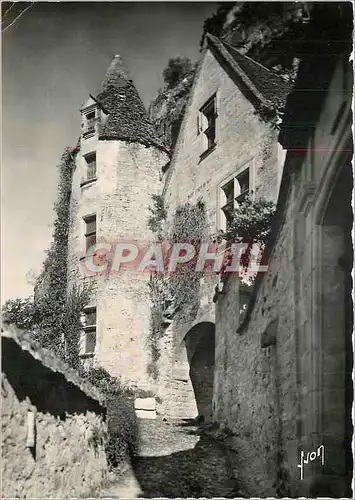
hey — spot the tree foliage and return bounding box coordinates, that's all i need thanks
[222,195,275,245]
[2,297,40,331]
[212,195,276,273]
[2,147,90,368]
[200,3,234,47]
[163,56,195,89]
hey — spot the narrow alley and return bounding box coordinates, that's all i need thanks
[98,418,247,498]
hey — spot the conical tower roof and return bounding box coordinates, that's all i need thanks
[94,55,165,149]
[100,54,132,89]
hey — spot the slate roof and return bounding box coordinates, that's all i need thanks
[206,34,293,113]
[94,55,165,149]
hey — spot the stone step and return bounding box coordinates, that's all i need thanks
[135,409,156,420]
[134,397,156,411]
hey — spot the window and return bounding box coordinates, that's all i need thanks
[84,214,96,252]
[235,168,250,203]
[85,153,97,181]
[220,168,250,230]
[85,111,96,134]
[198,94,218,155]
[82,307,97,355]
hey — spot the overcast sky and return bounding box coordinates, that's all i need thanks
[2,1,217,303]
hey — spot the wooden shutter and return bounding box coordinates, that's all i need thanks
[215,91,220,117]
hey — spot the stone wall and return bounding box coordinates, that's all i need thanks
[214,195,295,497]
[1,328,108,498]
[213,56,353,497]
[67,139,169,388]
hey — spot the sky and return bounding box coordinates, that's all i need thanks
[1,1,217,303]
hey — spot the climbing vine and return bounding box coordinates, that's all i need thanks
[147,194,168,379]
[147,194,167,242]
[168,200,209,323]
[147,197,208,380]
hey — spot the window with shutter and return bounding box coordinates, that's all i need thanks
[81,306,97,355]
[198,93,218,158]
[220,168,250,231]
[85,153,97,181]
[84,214,96,253]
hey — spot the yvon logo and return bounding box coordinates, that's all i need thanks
[298,445,325,480]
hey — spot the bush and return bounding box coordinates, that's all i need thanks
[163,57,195,88]
[106,393,139,468]
[200,3,233,47]
[2,297,39,331]
[80,367,139,470]
[216,195,276,273]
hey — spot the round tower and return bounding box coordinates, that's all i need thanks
[67,55,169,390]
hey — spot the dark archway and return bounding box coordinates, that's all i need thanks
[185,322,215,421]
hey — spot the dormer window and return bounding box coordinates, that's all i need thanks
[82,107,99,139]
[86,111,96,133]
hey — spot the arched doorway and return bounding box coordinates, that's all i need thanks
[173,322,215,421]
[188,323,215,421]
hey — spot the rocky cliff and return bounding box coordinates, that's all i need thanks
[148,70,195,152]
[149,2,312,149]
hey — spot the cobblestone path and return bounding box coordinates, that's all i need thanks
[133,418,240,498]
[97,418,246,498]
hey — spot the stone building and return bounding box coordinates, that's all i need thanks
[67,33,291,407]
[67,56,169,388]
[66,3,353,496]
[212,3,353,497]
[157,33,291,419]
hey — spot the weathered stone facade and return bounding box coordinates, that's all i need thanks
[67,139,168,387]
[157,34,289,419]
[67,57,169,388]
[67,37,289,404]
[1,327,108,498]
[213,38,353,497]
[65,8,353,497]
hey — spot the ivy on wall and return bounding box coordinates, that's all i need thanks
[147,194,167,242]
[168,200,209,324]
[147,197,208,380]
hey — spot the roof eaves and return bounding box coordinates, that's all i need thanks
[206,33,272,110]
[98,132,167,151]
[79,94,110,115]
[1,326,106,406]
